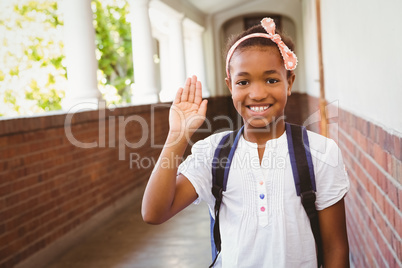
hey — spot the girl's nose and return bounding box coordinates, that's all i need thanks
[248,83,268,100]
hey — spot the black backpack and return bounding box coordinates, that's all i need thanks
[209,123,323,267]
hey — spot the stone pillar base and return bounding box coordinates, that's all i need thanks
[131,85,159,104]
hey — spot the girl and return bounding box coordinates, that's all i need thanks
[142,18,350,267]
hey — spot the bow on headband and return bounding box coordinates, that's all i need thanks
[226,17,297,78]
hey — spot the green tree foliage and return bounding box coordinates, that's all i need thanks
[0,0,66,117]
[92,0,133,104]
[0,0,133,117]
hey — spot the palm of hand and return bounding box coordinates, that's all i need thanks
[169,76,208,136]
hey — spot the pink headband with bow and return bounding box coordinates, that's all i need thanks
[226,17,298,78]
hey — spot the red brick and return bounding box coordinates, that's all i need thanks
[372,228,389,264]
[0,136,7,148]
[395,210,402,238]
[356,117,364,134]
[0,147,17,159]
[373,143,387,170]
[386,152,393,175]
[391,232,401,262]
[346,112,355,129]
[0,229,19,249]
[394,135,401,161]
[396,160,402,184]
[387,180,398,209]
[388,156,402,181]
[384,132,394,155]
[375,188,385,212]
[376,127,386,149]
[368,122,377,142]
[364,156,378,182]
[361,119,369,137]
[8,176,38,196]
[366,223,382,265]
[356,131,368,153]
[383,199,396,234]
[379,212,393,244]
[0,182,14,198]
[22,153,43,166]
[366,137,375,156]
[0,198,5,212]
[5,135,24,148]
[351,128,359,143]
[366,180,376,200]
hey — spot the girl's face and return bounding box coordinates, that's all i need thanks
[226,46,295,130]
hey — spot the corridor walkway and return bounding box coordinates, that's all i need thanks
[45,199,212,268]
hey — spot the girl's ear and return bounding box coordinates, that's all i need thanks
[225,77,233,93]
[287,73,296,96]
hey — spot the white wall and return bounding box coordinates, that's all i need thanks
[301,0,319,98]
[150,0,210,101]
[302,0,402,134]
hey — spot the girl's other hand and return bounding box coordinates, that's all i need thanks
[169,75,208,138]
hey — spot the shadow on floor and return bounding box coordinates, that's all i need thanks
[45,201,212,268]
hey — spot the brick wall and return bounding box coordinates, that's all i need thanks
[0,105,164,267]
[0,96,236,268]
[307,95,402,267]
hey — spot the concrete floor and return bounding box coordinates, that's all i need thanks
[45,201,212,268]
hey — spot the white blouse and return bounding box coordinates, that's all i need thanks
[178,129,350,268]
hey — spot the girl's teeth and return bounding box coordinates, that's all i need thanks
[250,106,269,112]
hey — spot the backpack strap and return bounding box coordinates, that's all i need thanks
[285,123,323,267]
[210,127,244,267]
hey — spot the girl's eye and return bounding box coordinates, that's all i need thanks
[236,80,249,86]
[267,79,279,84]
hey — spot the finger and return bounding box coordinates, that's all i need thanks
[181,77,191,102]
[194,80,203,105]
[197,99,208,117]
[188,75,197,103]
[174,87,183,104]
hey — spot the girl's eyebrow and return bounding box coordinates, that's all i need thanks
[234,71,250,77]
[234,70,279,77]
[263,70,279,75]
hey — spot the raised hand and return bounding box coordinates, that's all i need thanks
[143,76,205,225]
[169,75,208,138]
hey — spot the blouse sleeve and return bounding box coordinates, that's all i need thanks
[177,132,230,207]
[313,138,350,211]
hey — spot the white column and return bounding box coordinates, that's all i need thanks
[129,0,159,104]
[184,19,210,97]
[159,13,187,102]
[61,0,102,111]
[158,36,171,102]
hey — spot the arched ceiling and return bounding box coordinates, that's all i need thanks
[186,0,252,14]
